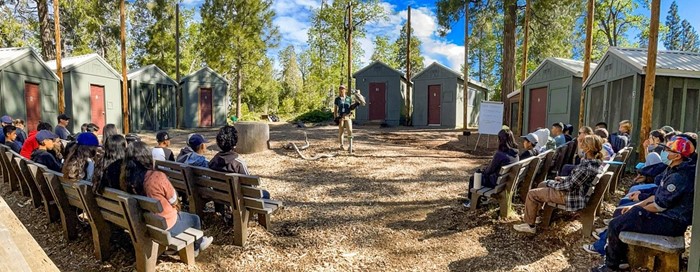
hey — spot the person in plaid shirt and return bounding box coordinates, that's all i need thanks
[514,134,605,234]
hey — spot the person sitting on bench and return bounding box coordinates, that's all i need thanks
[124,141,214,256]
[3,125,22,153]
[591,136,696,272]
[609,120,632,153]
[62,133,100,181]
[152,131,175,162]
[559,126,594,176]
[463,128,519,208]
[20,122,53,159]
[513,135,605,234]
[519,133,540,160]
[177,134,209,167]
[92,134,127,193]
[594,128,615,161]
[31,130,63,172]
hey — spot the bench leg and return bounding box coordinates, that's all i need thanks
[178,243,196,266]
[469,193,479,212]
[135,240,159,272]
[498,192,514,219]
[233,209,250,247]
[90,221,112,261]
[539,206,554,228]
[628,244,655,271]
[580,211,595,239]
[258,213,270,230]
[657,251,681,272]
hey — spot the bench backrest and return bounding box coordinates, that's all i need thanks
[0,145,8,184]
[563,140,578,164]
[154,160,192,196]
[550,143,571,175]
[504,156,536,193]
[44,170,85,210]
[188,165,267,213]
[533,150,555,184]
[582,171,614,213]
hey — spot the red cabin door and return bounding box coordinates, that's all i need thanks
[528,87,548,131]
[368,82,386,120]
[24,83,41,132]
[90,85,106,134]
[428,85,441,125]
[199,88,213,127]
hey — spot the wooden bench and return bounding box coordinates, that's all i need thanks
[469,156,537,218]
[608,147,632,196]
[10,152,42,208]
[519,150,555,202]
[0,145,15,191]
[2,150,24,194]
[43,170,86,241]
[188,165,282,246]
[76,182,203,272]
[549,142,573,178]
[24,162,60,223]
[154,160,196,213]
[619,231,686,272]
[539,170,612,238]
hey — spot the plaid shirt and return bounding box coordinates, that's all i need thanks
[545,159,603,211]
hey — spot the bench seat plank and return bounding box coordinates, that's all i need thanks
[620,232,686,253]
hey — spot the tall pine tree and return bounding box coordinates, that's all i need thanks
[664,1,682,50]
[679,19,700,53]
[393,23,424,77]
[370,35,398,67]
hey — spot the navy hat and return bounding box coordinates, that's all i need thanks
[188,134,208,148]
[0,115,12,124]
[76,132,99,147]
[156,131,170,143]
[86,123,100,132]
[36,130,58,142]
[57,114,71,121]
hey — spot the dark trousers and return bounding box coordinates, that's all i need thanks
[605,206,687,267]
[560,164,575,176]
[467,175,497,199]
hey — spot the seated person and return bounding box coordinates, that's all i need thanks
[30,130,63,172]
[559,126,594,176]
[176,133,196,162]
[209,125,270,199]
[12,119,27,144]
[533,128,555,153]
[519,133,539,160]
[595,122,607,130]
[591,136,695,272]
[177,133,209,167]
[20,122,53,158]
[152,131,175,162]
[642,129,666,157]
[62,133,100,181]
[594,128,615,161]
[563,124,574,142]
[3,125,22,153]
[0,115,12,144]
[92,134,127,193]
[124,141,213,256]
[463,128,519,208]
[609,120,631,153]
[513,135,605,234]
[551,122,566,148]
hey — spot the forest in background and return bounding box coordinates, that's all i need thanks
[0,0,698,121]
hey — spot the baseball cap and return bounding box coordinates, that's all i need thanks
[156,131,170,143]
[35,130,58,142]
[1,115,12,124]
[552,122,564,129]
[86,123,100,132]
[339,85,346,90]
[188,133,209,148]
[661,136,696,158]
[57,114,71,121]
[660,126,675,134]
[520,133,539,145]
[76,132,99,147]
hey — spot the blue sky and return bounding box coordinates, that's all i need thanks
[180,0,700,72]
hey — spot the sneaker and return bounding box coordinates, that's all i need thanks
[596,227,607,234]
[462,200,472,208]
[590,264,618,272]
[618,263,629,270]
[199,236,213,252]
[513,223,536,234]
[535,216,542,224]
[592,232,600,240]
[582,244,598,254]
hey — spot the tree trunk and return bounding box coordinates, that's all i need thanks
[36,0,54,61]
[236,68,243,118]
[501,0,517,107]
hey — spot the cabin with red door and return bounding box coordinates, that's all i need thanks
[352,61,409,126]
[179,67,229,128]
[0,47,59,132]
[520,58,597,136]
[46,54,123,134]
[411,62,489,128]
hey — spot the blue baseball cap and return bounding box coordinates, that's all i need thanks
[35,130,58,142]
[76,132,99,147]
[1,115,12,124]
[188,133,209,148]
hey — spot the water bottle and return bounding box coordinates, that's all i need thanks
[473,169,483,190]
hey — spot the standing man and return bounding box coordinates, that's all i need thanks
[334,85,353,150]
[54,114,72,140]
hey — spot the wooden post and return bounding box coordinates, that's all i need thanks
[53,0,64,114]
[639,0,661,161]
[347,2,352,90]
[120,0,130,133]
[579,0,594,128]
[463,0,470,130]
[176,3,180,83]
[516,0,530,135]
[406,6,412,126]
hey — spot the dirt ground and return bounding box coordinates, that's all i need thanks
[1,123,650,271]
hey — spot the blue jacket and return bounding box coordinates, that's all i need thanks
[483,148,519,186]
[653,161,695,226]
[178,151,209,168]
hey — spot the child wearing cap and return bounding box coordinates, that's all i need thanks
[152,131,175,162]
[30,130,63,172]
[176,133,209,167]
[592,136,696,271]
[3,125,22,153]
[519,133,540,160]
[62,133,100,181]
[54,114,73,140]
[0,115,13,144]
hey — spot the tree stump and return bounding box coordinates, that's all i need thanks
[234,122,270,154]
